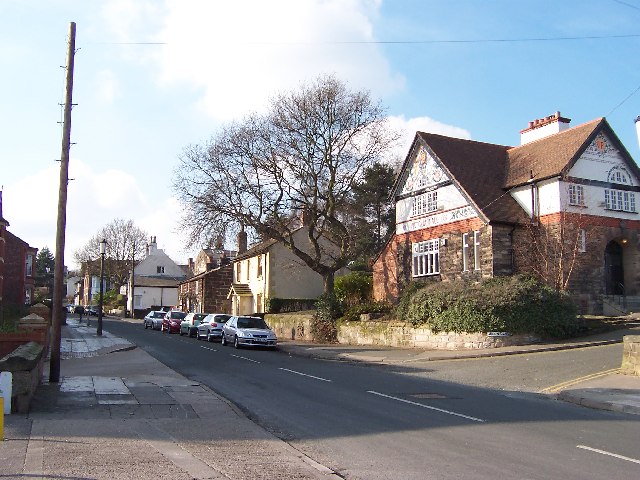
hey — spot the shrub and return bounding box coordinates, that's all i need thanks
[311,293,342,342]
[395,275,578,338]
[340,301,393,323]
[334,272,373,309]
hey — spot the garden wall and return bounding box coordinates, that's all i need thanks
[337,320,541,350]
[266,311,314,341]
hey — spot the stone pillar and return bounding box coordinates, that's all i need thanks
[621,335,640,376]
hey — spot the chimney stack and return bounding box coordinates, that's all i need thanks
[520,111,571,145]
[237,226,247,254]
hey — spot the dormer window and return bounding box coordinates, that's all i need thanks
[157,266,165,274]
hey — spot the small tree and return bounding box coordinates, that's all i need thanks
[74,218,148,289]
[35,246,55,288]
[175,74,397,295]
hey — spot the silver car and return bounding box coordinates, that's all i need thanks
[144,310,166,330]
[221,316,277,349]
[196,313,231,342]
[180,312,208,337]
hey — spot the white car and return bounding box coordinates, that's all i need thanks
[221,316,277,349]
[196,313,231,342]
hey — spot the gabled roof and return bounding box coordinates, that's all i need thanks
[417,132,526,224]
[228,283,253,297]
[133,275,182,288]
[505,118,602,187]
[392,117,639,227]
[234,238,278,262]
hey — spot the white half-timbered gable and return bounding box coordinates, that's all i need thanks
[395,145,479,235]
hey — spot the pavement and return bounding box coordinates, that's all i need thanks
[1,316,639,479]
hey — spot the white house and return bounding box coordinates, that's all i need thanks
[127,236,188,314]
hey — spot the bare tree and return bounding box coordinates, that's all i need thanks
[74,218,148,289]
[175,75,397,294]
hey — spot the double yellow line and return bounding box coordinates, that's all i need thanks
[539,368,620,394]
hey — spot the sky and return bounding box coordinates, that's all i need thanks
[2,0,640,269]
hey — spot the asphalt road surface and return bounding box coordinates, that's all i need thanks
[105,318,640,480]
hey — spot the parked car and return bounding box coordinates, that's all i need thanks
[221,315,277,349]
[86,306,100,316]
[196,313,231,342]
[66,304,77,313]
[180,313,208,337]
[161,310,186,334]
[144,310,167,330]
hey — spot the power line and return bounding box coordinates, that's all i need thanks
[606,82,640,116]
[88,33,640,46]
[612,0,640,12]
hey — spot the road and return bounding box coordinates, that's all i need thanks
[105,318,640,480]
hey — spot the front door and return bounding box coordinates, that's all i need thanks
[604,241,624,295]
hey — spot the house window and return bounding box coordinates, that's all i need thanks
[578,229,586,253]
[568,184,584,206]
[411,191,438,217]
[473,231,481,271]
[608,169,631,185]
[257,255,263,278]
[25,254,33,277]
[246,259,250,281]
[236,263,241,283]
[25,288,32,305]
[605,189,636,213]
[157,266,165,274]
[256,293,263,313]
[462,233,469,272]
[412,239,440,277]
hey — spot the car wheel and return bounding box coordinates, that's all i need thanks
[179,329,184,336]
[207,331,214,342]
[144,322,148,329]
[234,336,240,349]
[221,334,227,346]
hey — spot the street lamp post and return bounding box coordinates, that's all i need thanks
[97,238,107,336]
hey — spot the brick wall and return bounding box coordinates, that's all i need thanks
[202,264,233,314]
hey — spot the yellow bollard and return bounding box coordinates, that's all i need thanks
[0,397,4,441]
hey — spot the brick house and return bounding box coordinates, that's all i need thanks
[0,191,8,311]
[4,231,38,307]
[373,113,640,315]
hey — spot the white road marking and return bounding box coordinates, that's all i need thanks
[200,346,217,352]
[279,368,332,382]
[367,390,485,423]
[231,354,261,364]
[576,445,640,465]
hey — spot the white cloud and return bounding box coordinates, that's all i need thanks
[95,70,119,104]
[385,114,471,167]
[102,0,403,121]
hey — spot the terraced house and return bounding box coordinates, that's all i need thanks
[373,112,640,315]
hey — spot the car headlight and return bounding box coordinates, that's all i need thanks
[237,331,251,338]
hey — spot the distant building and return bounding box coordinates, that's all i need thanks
[127,236,187,314]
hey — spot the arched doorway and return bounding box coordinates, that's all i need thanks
[604,241,624,295]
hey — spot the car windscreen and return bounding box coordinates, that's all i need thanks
[170,312,186,319]
[215,315,231,323]
[237,317,268,329]
[194,314,207,320]
[153,312,165,318]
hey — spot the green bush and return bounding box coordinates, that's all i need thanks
[311,293,342,342]
[340,301,393,323]
[395,275,578,338]
[334,272,373,309]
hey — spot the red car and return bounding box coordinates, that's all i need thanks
[161,311,186,334]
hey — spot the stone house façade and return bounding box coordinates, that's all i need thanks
[373,112,640,315]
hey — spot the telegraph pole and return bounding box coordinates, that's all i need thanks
[50,22,76,383]
[130,240,135,318]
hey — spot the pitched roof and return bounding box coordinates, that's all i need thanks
[228,283,253,296]
[505,118,603,187]
[415,132,526,224]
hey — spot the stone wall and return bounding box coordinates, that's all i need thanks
[621,335,640,376]
[265,312,314,341]
[337,320,540,350]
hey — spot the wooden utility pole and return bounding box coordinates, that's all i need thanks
[50,22,76,383]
